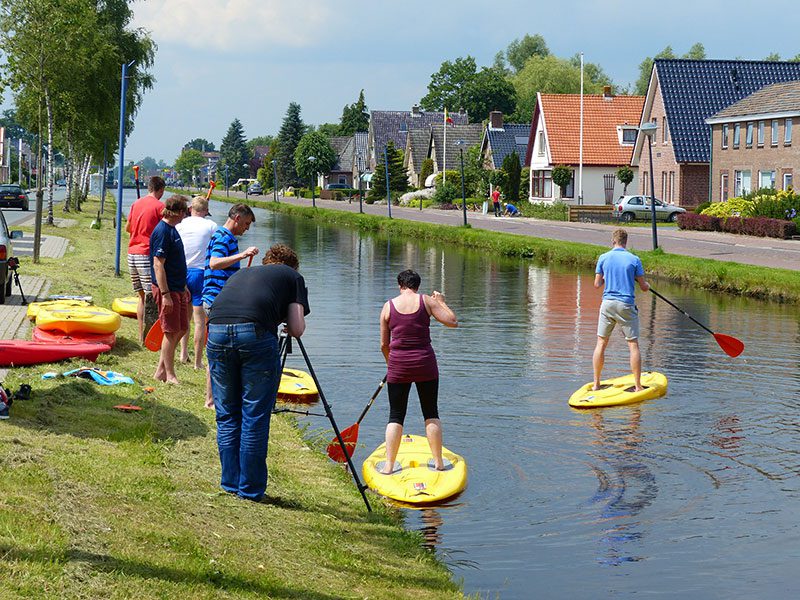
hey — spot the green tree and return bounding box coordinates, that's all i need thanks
[569,54,615,89]
[369,141,407,200]
[551,165,573,198]
[246,135,274,154]
[463,67,516,122]
[339,89,370,135]
[504,34,550,73]
[419,158,434,187]
[276,102,306,187]
[315,123,340,137]
[185,138,215,152]
[294,131,337,186]
[683,43,707,60]
[616,165,634,195]
[420,56,478,113]
[764,52,781,61]
[501,152,521,203]
[634,45,676,95]
[219,118,249,181]
[174,148,205,183]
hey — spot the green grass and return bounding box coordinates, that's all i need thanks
[222,196,800,303]
[1,197,462,599]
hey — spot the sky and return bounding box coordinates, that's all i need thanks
[115,0,800,163]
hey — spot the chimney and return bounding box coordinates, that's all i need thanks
[603,85,613,100]
[411,104,421,116]
[489,111,504,131]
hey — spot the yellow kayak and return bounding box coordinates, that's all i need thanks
[362,434,467,505]
[36,305,122,335]
[26,299,91,321]
[568,371,668,409]
[277,368,319,402]
[111,296,138,318]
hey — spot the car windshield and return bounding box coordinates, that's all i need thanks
[0,185,20,192]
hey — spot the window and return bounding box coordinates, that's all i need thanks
[785,119,793,144]
[721,173,729,202]
[758,121,765,146]
[722,124,729,148]
[772,120,779,146]
[652,118,658,143]
[733,124,741,148]
[759,170,776,189]
[621,128,637,144]
[734,170,751,196]
[784,173,793,190]
[562,172,575,199]
[629,196,644,206]
[531,170,552,198]
[643,172,648,195]
[661,172,667,200]
[746,122,753,147]
[669,171,675,203]
[537,131,545,156]
[663,117,669,143]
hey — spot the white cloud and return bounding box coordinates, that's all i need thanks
[133,0,333,52]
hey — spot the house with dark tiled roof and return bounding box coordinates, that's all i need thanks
[705,80,800,201]
[526,90,645,204]
[404,128,432,188]
[368,105,468,171]
[480,111,530,173]
[632,59,800,206]
[430,122,484,177]
[322,136,355,188]
[353,131,369,190]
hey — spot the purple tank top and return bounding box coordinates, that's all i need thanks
[387,294,438,384]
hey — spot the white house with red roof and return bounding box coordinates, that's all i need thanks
[525,89,645,205]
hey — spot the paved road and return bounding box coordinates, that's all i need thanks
[231,191,800,271]
[2,188,68,227]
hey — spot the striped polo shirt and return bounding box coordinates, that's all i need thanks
[202,226,240,306]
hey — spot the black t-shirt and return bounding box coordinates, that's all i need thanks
[208,264,310,336]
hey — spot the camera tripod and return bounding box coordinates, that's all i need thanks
[7,257,27,305]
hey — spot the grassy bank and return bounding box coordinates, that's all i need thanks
[226,197,800,303]
[0,197,462,599]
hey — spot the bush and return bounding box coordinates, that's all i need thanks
[406,197,437,209]
[695,201,711,214]
[518,201,569,221]
[679,212,796,238]
[432,170,460,188]
[701,197,755,218]
[432,182,459,204]
[677,212,721,231]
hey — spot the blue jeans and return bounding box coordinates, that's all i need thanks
[207,323,280,500]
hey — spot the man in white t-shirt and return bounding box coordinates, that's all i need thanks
[176,195,218,368]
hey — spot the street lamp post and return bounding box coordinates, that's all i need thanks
[242,162,249,197]
[455,139,467,226]
[639,121,659,250]
[224,165,229,197]
[271,159,278,202]
[384,145,391,219]
[308,156,316,208]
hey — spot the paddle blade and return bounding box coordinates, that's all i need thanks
[714,333,744,358]
[327,423,359,463]
[144,320,163,352]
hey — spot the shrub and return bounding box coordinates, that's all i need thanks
[419,158,434,186]
[432,182,459,204]
[701,197,755,218]
[677,212,721,231]
[695,201,711,214]
[680,213,796,238]
[518,201,569,221]
[432,170,460,188]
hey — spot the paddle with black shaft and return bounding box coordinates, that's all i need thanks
[292,336,372,512]
[327,376,387,463]
[133,165,140,199]
[650,288,745,357]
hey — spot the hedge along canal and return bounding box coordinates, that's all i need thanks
[207,195,800,304]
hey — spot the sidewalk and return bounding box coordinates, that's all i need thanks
[228,189,800,271]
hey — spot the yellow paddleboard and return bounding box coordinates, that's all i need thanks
[36,305,122,335]
[277,368,319,402]
[111,296,138,318]
[26,299,91,321]
[569,371,668,409]
[362,434,467,505]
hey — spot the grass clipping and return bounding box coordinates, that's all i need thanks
[0,196,461,599]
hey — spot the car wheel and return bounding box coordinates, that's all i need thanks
[0,273,8,305]
[23,201,29,211]
[621,212,634,222]
[668,212,678,222]
[4,276,11,298]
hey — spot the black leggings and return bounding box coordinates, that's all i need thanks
[387,379,439,425]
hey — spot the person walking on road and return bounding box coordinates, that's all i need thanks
[592,229,650,391]
[206,244,310,502]
[176,195,218,369]
[150,195,191,384]
[126,176,165,343]
[378,269,458,475]
[491,187,501,217]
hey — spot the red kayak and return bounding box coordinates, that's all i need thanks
[0,340,112,366]
[32,327,116,347]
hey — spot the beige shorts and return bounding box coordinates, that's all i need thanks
[598,299,639,341]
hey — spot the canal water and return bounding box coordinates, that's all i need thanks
[197,197,798,598]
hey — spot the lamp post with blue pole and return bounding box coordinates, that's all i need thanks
[224,164,229,197]
[307,155,316,207]
[639,121,659,250]
[114,59,135,277]
[455,139,467,226]
[271,159,278,202]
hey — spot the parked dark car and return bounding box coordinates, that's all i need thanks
[0,208,24,304]
[325,183,350,190]
[0,184,29,211]
[247,182,263,195]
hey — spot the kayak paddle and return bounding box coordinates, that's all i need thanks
[650,288,744,357]
[327,376,387,463]
[206,180,216,199]
[133,165,140,199]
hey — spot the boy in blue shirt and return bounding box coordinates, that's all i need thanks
[593,229,650,391]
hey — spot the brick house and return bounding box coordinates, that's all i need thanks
[322,136,355,188]
[632,59,800,207]
[705,81,800,201]
[525,89,644,204]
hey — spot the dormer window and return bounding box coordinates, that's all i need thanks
[619,126,637,145]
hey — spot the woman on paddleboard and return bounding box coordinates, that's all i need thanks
[379,270,458,474]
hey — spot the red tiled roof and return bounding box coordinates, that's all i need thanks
[540,94,645,165]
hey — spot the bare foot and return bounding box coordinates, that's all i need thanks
[591,384,601,391]
[154,368,167,382]
[204,398,214,409]
[165,376,180,384]
[179,355,190,364]
[194,362,204,370]
[634,386,645,392]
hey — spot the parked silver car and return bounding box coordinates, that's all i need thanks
[614,195,686,223]
[0,208,24,304]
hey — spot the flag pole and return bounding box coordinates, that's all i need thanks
[579,52,584,205]
[443,108,447,186]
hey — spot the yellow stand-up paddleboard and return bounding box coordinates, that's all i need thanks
[111,296,138,318]
[362,434,467,505]
[277,368,319,402]
[569,371,668,409]
[26,299,91,321]
[36,305,122,335]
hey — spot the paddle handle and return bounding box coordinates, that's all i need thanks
[355,376,387,425]
[650,288,715,335]
[205,180,216,199]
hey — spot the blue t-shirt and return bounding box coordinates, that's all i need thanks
[506,203,519,214]
[149,220,187,292]
[202,227,240,306]
[595,247,644,305]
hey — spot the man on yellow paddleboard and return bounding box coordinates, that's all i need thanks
[593,229,650,392]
